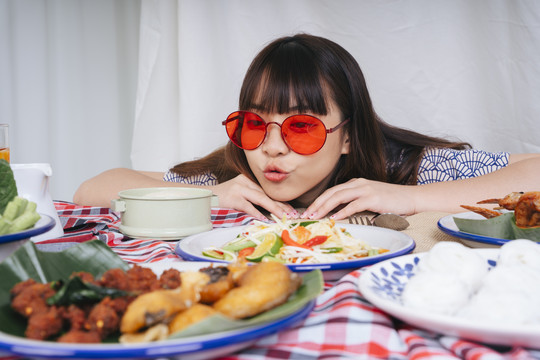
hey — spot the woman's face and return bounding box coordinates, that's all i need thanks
[244,100,349,207]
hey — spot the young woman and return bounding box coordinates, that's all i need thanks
[74,34,540,220]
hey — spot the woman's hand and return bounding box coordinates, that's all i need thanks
[301,178,418,220]
[209,175,297,220]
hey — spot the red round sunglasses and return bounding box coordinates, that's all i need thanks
[222,111,349,155]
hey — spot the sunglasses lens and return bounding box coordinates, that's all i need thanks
[282,115,327,155]
[225,111,266,150]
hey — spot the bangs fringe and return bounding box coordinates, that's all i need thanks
[240,39,329,116]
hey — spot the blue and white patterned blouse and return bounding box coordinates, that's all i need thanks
[163,148,510,186]
[416,148,509,185]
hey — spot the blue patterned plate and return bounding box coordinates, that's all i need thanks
[358,250,540,349]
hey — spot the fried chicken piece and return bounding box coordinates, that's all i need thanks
[126,265,161,293]
[460,205,502,219]
[514,191,540,228]
[11,282,56,318]
[99,268,130,291]
[57,330,101,343]
[120,271,210,334]
[199,266,234,304]
[464,191,540,228]
[477,191,524,210]
[25,306,64,340]
[10,278,38,297]
[63,304,88,331]
[213,261,301,319]
[86,297,128,339]
[169,304,217,334]
[159,268,182,289]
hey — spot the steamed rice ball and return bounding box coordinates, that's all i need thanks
[401,271,470,315]
[497,239,540,271]
[417,242,487,292]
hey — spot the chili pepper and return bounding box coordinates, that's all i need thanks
[281,230,312,250]
[304,235,328,247]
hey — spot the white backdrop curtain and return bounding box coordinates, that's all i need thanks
[0,0,140,202]
[133,0,540,174]
[2,0,539,202]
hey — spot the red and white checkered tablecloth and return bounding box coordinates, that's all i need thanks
[29,201,540,360]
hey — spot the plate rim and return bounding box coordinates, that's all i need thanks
[0,213,56,244]
[0,260,315,358]
[175,223,416,272]
[358,249,540,348]
[437,212,508,246]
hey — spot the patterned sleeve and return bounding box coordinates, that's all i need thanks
[163,170,218,186]
[416,148,510,185]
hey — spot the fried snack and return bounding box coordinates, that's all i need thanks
[462,191,540,228]
[168,304,217,334]
[213,261,301,319]
[199,266,235,304]
[120,271,209,334]
[119,324,169,343]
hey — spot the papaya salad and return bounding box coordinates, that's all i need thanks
[202,216,388,264]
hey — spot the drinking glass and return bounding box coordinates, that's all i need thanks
[0,124,8,162]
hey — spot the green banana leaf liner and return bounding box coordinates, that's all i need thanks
[454,212,540,241]
[0,240,323,341]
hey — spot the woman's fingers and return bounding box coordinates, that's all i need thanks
[302,179,415,220]
[211,175,297,219]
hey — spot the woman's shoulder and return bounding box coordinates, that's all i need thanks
[163,170,218,186]
[417,147,510,184]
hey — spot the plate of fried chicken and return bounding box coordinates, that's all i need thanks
[438,191,540,247]
[0,240,321,359]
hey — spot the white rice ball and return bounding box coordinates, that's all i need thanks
[401,271,470,315]
[417,241,487,292]
[498,239,540,271]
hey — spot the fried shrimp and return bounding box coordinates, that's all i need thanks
[213,261,301,319]
[120,271,209,334]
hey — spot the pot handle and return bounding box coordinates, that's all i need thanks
[110,199,126,212]
[211,195,219,207]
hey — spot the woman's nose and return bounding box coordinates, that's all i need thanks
[261,123,289,156]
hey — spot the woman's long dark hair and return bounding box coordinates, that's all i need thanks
[171,34,470,185]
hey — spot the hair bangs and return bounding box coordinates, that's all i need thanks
[240,39,329,116]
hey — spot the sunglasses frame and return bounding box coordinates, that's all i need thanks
[222,111,349,155]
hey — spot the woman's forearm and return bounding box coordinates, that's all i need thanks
[413,156,540,213]
[73,168,198,207]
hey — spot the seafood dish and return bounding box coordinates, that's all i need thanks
[461,191,540,228]
[202,216,388,264]
[9,261,302,344]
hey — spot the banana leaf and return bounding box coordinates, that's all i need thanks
[454,212,540,241]
[0,240,129,337]
[0,239,323,341]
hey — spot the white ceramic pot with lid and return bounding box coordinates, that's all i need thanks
[111,187,218,240]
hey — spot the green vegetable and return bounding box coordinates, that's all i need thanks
[202,249,234,261]
[222,239,257,252]
[0,196,41,235]
[46,276,131,306]
[0,159,17,214]
[321,247,342,254]
[368,249,380,256]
